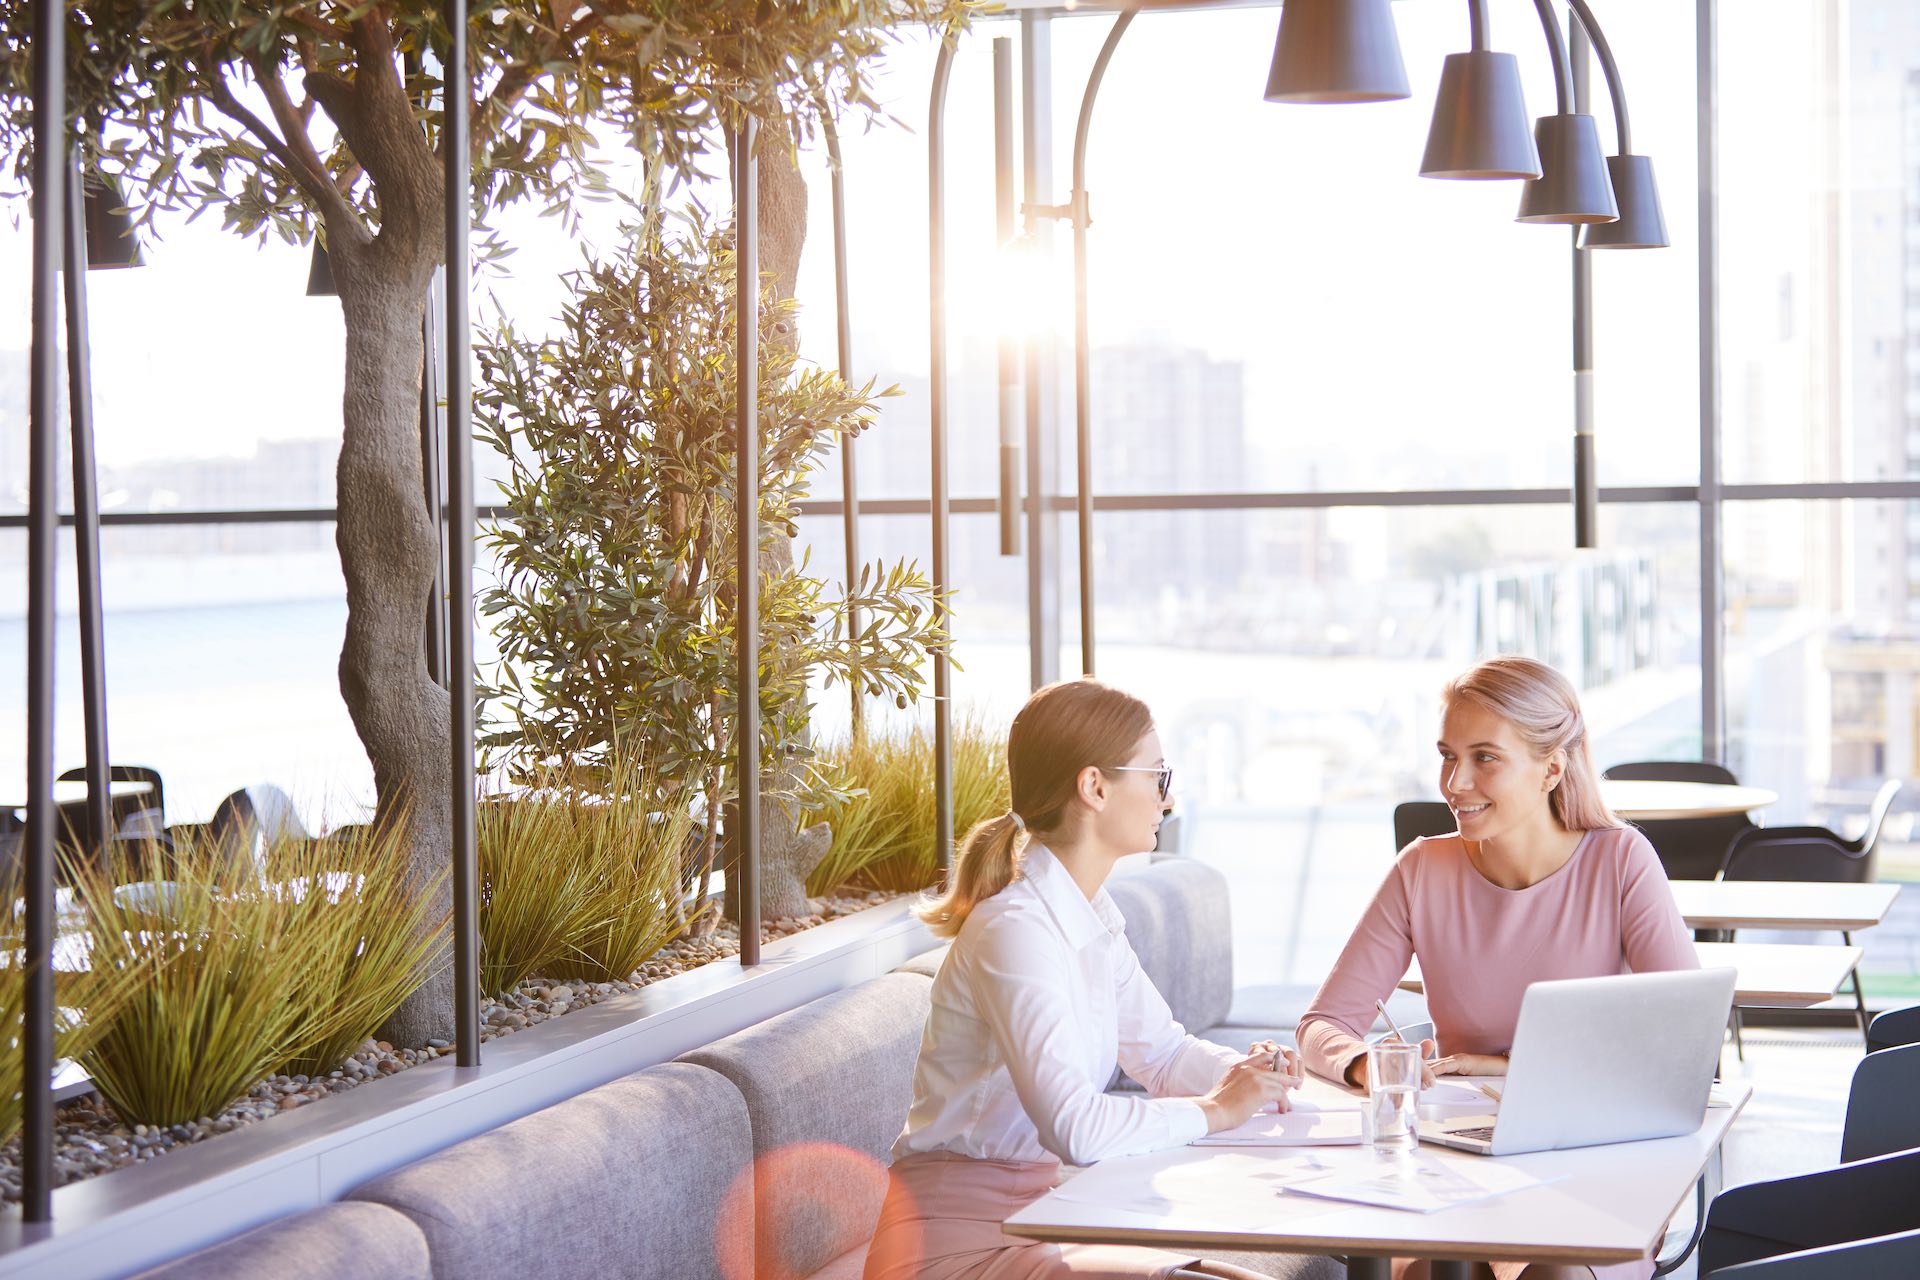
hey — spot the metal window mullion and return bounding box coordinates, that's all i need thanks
[1697,0,1726,763]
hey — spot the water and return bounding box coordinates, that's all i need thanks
[1368,1084,1418,1151]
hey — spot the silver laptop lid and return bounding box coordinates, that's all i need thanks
[1491,967,1737,1155]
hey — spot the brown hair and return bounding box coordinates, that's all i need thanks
[1442,656,1620,832]
[916,679,1155,938]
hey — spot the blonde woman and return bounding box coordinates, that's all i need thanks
[865,679,1311,1280]
[1298,656,1697,1280]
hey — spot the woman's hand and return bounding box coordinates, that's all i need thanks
[1347,1037,1442,1090]
[1197,1048,1301,1133]
[1428,1052,1508,1077]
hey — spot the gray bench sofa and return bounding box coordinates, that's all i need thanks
[132,856,1356,1279]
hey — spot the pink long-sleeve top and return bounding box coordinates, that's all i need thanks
[1298,825,1698,1084]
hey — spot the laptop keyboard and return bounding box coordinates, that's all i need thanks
[1452,1126,1497,1142]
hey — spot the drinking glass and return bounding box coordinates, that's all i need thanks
[1366,1040,1422,1151]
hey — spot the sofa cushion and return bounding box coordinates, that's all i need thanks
[1106,859,1234,1034]
[893,943,948,979]
[1208,1249,1345,1279]
[348,1061,752,1280]
[679,972,933,1280]
[132,1202,429,1280]
[1224,982,1430,1038]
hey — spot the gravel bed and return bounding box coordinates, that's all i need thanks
[0,891,901,1203]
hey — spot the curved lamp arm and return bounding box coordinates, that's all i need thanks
[1529,0,1573,115]
[1566,0,1632,152]
[1067,7,1138,677]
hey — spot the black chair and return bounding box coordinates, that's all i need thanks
[1840,1042,1920,1163]
[1867,1004,1920,1053]
[1719,778,1903,1046]
[1602,760,1755,883]
[1392,801,1455,851]
[1699,1146,1920,1276]
[1706,1228,1920,1279]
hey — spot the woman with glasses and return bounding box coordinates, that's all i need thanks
[1297,656,1696,1280]
[865,678,1316,1280]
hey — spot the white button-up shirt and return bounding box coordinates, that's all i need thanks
[893,844,1241,1167]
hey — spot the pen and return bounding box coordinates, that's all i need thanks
[1374,998,1406,1043]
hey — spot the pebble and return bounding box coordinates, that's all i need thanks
[0,891,893,1205]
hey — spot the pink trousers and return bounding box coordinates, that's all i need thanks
[862,1151,1202,1280]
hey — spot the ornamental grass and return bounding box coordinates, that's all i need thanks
[68,820,446,1128]
[0,863,139,1143]
[806,714,1010,896]
[478,756,693,994]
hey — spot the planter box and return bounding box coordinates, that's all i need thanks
[0,898,937,1280]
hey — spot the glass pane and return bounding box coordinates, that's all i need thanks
[1719,2,1920,485]
[1724,497,1920,1004]
[1066,502,1701,985]
[0,524,371,828]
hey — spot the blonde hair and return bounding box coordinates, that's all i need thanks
[916,679,1154,938]
[1442,656,1620,832]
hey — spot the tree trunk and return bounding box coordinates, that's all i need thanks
[330,222,454,1047]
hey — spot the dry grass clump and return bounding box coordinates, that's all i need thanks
[67,820,446,1128]
[478,756,693,995]
[807,715,1009,896]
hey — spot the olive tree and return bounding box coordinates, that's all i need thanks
[0,0,966,1043]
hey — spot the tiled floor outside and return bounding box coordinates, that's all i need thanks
[1188,804,1891,1279]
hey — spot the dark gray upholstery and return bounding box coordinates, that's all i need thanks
[1107,859,1234,1034]
[348,1061,753,1280]
[131,1202,430,1280]
[680,971,933,1280]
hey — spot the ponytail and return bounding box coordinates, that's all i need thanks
[916,813,1027,939]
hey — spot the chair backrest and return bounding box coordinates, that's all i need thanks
[1720,827,1869,885]
[1105,858,1234,1034]
[1392,801,1455,851]
[1868,1004,1920,1054]
[1703,1226,1920,1279]
[1841,1042,1920,1162]
[1853,778,1903,857]
[1604,760,1740,785]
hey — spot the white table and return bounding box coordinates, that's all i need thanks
[1003,1072,1750,1277]
[1398,940,1863,1008]
[1669,880,1900,932]
[1599,779,1778,821]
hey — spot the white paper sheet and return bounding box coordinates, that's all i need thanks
[1280,1154,1549,1214]
[1193,1109,1365,1146]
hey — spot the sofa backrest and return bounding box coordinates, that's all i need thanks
[1105,858,1234,1034]
[347,1060,753,1280]
[678,971,933,1280]
[131,1201,430,1280]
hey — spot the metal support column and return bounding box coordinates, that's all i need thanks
[735,116,764,961]
[421,268,450,690]
[442,0,482,1068]
[929,41,957,874]
[1571,16,1597,549]
[994,38,1022,558]
[1696,0,1726,761]
[1020,12,1062,691]
[23,0,67,1224]
[818,102,865,743]
[1069,9,1139,675]
[64,153,112,854]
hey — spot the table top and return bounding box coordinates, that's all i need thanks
[1670,879,1901,931]
[1599,779,1778,820]
[1003,1074,1750,1266]
[1397,940,1862,1008]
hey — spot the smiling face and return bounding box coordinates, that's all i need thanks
[1090,728,1173,855]
[1437,697,1566,848]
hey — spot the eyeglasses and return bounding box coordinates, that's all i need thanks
[1106,764,1174,801]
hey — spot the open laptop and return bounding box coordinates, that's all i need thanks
[1418,967,1736,1156]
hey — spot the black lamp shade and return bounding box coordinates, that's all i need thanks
[1265,0,1411,104]
[1420,51,1540,179]
[1579,154,1669,248]
[1516,114,1619,224]
[82,176,142,269]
